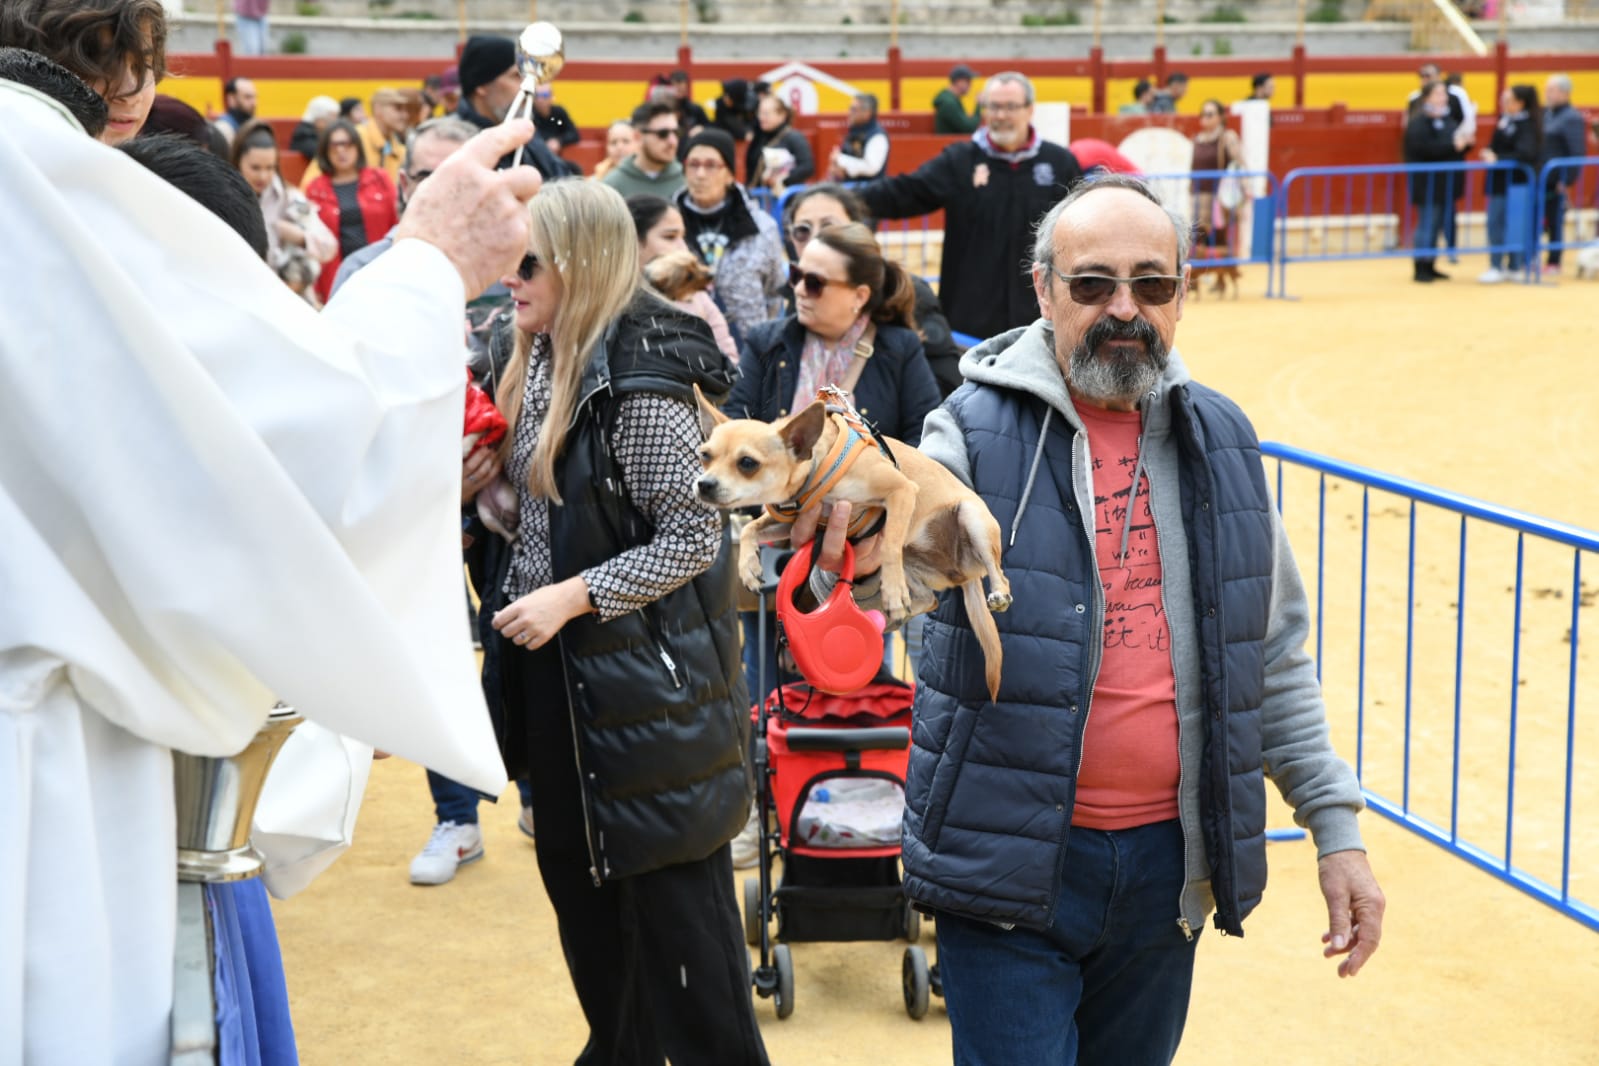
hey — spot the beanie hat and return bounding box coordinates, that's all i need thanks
[459,36,516,100]
[682,127,736,172]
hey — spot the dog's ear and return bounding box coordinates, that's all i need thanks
[694,384,728,439]
[780,401,827,459]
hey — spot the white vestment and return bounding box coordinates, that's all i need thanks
[0,85,507,1064]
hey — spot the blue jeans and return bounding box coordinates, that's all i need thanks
[235,15,268,56]
[1487,189,1530,271]
[935,819,1199,1066]
[1413,201,1444,266]
[429,770,533,826]
[1544,186,1568,266]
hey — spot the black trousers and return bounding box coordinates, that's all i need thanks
[503,639,769,1066]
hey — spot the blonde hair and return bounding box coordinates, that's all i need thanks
[496,180,641,503]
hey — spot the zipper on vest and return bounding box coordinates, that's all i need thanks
[658,646,682,689]
[1144,459,1197,943]
[558,636,605,886]
[642,615,684,690]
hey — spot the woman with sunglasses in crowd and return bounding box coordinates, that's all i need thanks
[488,179,768,1066]
[671,127,788,348]
[303,117,397,304]
[785,183,963,396]
[230,120,335,303]
[722,222,941,740]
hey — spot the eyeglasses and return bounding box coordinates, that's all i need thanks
[1051,270,1182,306]
[517,253,542,282]
[406,168,433,184]
[641,127,679,139]
[685,159,727,172]
[985,101,1029,114]
[788,263,853,298]
[788,220,842,247]
[327,139,356,150]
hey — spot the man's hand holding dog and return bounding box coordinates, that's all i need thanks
[791,501,883,578]
[492,576,593,650]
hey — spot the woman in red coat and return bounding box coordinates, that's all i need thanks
[303,119,398,304]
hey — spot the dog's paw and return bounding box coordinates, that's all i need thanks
[739,552,765,593]
[986,589,1013,614]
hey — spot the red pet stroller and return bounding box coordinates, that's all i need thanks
[743,543,942,1020]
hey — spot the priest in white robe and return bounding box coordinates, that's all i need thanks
[0,82,541,1064]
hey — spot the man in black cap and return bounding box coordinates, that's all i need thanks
[455,34,568,178]
[934,63,981,134]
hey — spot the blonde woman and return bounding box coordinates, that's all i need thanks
[486,180,769,1065]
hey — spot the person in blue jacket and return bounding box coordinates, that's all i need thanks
[832,173,1385,1065]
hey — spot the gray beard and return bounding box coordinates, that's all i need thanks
[1065,317,1169,405]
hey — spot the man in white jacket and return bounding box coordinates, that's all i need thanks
[0,78,541,1065]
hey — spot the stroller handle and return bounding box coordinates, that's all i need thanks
[783,726,910,753]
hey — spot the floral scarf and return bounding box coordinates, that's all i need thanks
[792,314,871,414]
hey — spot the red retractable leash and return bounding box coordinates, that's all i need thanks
[775,539,886,696]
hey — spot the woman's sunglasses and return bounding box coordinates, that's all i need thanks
[1050,270,1182,306]
[517,253,542,282]
[788,263,852,298]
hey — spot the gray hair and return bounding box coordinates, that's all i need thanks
[852,92,879,118]
[1547,73,1572,96]
[1031,172,1192,277]
[301,95,338,124]
[405,115,475,160]
[981,71,1035,106]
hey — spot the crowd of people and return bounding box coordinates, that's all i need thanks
[1404,63,1589,283]
[2,5,1399,1064]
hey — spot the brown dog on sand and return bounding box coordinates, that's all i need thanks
[695,386,1011,700]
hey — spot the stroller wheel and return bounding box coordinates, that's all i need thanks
[903,946,930,1020]
[902,900,921,943]
[743,878,763,947]
[773,944,796,1020]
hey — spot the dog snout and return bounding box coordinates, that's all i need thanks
[695,475,720,502]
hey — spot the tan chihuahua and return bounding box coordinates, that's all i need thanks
[694,387,1011,701]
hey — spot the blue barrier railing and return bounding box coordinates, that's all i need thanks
[1262,441,1598,934]
[1274,160,1539,298]
[1531,155,1599,283]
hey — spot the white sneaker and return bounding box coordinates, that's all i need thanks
[517,805,535,842]
[730,805,762,870]
[409,821,484,885]
[1477,268,1506,284]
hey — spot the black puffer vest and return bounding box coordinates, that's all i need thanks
[536,296,752,881]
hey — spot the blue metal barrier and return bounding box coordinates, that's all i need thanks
[1262,441,1598,933]
[1532,156,1599,283]
[1274,161,1539,297]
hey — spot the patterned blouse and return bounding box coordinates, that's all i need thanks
[501,333,722,621]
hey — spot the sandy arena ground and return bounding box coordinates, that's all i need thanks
[273,256,1599,1065]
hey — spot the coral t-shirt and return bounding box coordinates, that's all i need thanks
[1070,400,1181,831]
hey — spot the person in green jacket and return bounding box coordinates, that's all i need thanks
[933,63,981,134]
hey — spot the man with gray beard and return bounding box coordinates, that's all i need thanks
[898,174,1384,1064]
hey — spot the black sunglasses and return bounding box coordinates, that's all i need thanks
[517,253,542,282]
[788,263,852,298]
[1051,270,1182,306]
[641,127,680,139]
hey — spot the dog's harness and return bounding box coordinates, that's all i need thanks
[764,385,897,540]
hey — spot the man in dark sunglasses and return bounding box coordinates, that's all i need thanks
[896,172,1383,1065]
[600,100,687,200]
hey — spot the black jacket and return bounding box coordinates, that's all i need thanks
[746,126,814,188]
[1404,110,1460,208]
[499,295,751,881]
[1486,111,1540,195]
[858,138,1083,342]
[533,102,581,150]
[454,99,575,179]
[288,120,320,161]
[727,315,941,446]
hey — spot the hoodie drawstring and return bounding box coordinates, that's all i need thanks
[1010,406,1053,548]
[1119,433,1147,568]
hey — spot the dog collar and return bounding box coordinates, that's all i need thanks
[764,388,893,539]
